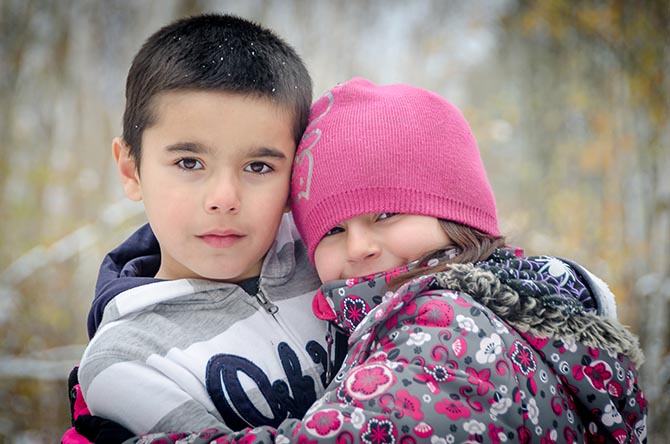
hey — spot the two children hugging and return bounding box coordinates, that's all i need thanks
[65,13,647,444]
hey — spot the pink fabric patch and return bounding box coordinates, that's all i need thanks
[61,428,92,444]
[312,290,336,320]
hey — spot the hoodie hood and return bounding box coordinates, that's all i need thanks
[88,223,161,338]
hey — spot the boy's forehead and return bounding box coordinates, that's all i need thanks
[152,89,292,115]
[143,89,296,156]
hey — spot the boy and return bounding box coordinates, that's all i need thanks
[71,13,338,436]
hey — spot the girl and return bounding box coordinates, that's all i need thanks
[98,78,648,443]
[287,78,647,444]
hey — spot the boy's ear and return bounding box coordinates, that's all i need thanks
[112,137,142,201]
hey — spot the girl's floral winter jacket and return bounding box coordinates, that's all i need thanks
[127,249,647,444]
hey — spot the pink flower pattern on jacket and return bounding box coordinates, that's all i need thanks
[304,410,342,436]
[346,363,395,400]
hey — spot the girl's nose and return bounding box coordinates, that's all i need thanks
[204,174,240,214]
[346,226,381,262]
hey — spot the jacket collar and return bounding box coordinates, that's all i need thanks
[313,247,599,335]
[313,248,459,333]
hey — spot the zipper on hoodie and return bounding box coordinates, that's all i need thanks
[255,287,279,315]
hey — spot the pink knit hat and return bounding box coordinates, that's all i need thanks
[291,77,499,262]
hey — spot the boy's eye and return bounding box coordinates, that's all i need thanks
[324,226,344,237]
[377,212,397,221]
[177,158,203,170]
[245,162,272,174]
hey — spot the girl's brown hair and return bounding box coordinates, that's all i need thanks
[391,220,506,289]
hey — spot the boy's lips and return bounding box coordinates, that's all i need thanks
[197,230,245,248]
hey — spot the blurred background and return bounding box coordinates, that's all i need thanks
[0,0,668,442]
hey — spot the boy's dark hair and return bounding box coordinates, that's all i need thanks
[123,13,312,169]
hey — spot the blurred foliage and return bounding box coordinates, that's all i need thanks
[0,0,668,442]
[496,1,670,440]
[494,1,669,287]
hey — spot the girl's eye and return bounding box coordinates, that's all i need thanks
[177,158,203,170]
[324,226,344,237]
[245,162,272,174]
[377,212,397,221]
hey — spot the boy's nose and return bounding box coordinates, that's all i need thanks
[346,227,381,263]
[205,175,240,214]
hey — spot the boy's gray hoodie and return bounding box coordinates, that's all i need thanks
[78,215,334,434]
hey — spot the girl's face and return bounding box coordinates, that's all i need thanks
[313,213,452,282]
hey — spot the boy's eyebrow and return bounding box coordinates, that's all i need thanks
[248,147,287,159]
[164,143,287,159]
[165,142,207,154]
